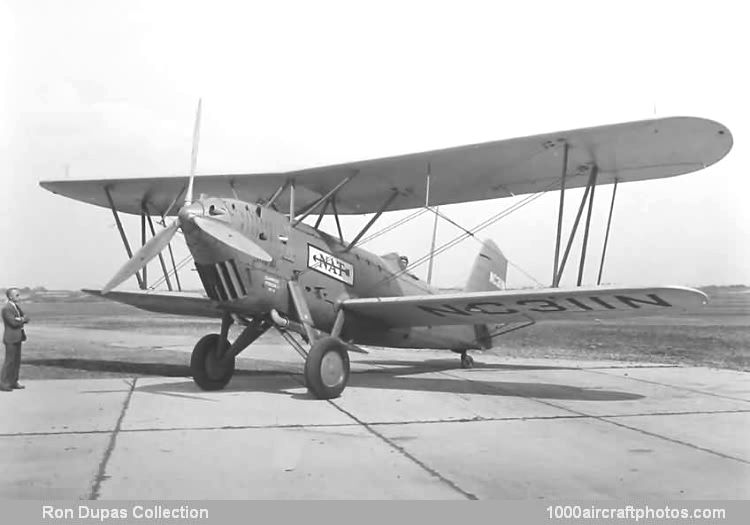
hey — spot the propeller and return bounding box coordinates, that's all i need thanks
[103,221,180,294]
[101,99,272,295]
[185,98,201,206]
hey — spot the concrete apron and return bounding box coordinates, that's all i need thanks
[1,354,749,499]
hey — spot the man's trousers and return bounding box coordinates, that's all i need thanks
[0,342,22,387]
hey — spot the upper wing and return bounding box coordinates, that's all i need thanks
[83,289,223,318]
[40,117,731,216]
[340,286,707,328]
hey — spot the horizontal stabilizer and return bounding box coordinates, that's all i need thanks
[83,289,224,318]
[341,286,707,328]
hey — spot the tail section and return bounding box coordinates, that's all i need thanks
[464,239,508,349]
[464,239,508,292]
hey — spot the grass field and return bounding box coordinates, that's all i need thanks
[12,286,750,380]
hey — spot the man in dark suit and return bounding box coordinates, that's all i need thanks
[1,288,30,391]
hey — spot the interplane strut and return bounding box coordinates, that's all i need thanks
[105,186,144,289]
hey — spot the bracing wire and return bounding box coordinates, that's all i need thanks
[428,206,546,288]
[362,179,560,295]
[358,207,431,246]
[148,253,193,291]
[507,259,545,288]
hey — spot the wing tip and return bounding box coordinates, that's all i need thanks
[655,285,709,306]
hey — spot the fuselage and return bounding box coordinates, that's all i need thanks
[181,197,479,350]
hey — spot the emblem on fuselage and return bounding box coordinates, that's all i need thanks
[307,245,354,286]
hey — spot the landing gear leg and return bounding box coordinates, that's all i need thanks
[460,351,474,369]
[277,284,352,399]
[274,326,351,399]
[190,314,270,391]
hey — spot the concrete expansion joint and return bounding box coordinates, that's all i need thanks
[4,408,747,439]
[325,398,479,500]
[88,377,137,500]
[611,408,750,419]
[583,368,750,403]
[440,370,750,466]
[122,422,362,433]
[367,408,750,427]
[584,365,682,370]
[284,370,476,498]
[599,417,750,466]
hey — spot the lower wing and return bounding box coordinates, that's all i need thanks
[340,286,707,327]
[83,289,223,318]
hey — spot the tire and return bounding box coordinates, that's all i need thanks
[304,337,350,399]
[191,333,235,391]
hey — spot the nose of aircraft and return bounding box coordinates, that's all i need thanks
[178,201,205,224]
[179,199,273,262]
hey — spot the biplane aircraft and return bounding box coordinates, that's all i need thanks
[40,106,733,399]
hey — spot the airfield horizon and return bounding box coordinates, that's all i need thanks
[10,284,749,382]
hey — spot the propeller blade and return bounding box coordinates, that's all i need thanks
[193,216,272,262]
[185,98,202,206]
[102,220,180,294]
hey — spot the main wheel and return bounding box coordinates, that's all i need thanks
[304,337,350,399]
[191,333,235,391]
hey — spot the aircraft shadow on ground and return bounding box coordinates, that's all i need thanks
[135,374,305,398]
[120,358,643,402]
[345,374,643,401]
[356,358,576,374]
[23,357,566,379]
[22,358,287,378]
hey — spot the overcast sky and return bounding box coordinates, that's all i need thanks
[1,0,748,291]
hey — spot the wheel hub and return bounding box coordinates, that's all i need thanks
[205,348,230,380]
[320,351,345,388]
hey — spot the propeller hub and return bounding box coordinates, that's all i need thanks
[178,201,205,224]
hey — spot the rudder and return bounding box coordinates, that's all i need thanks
[464,239,508,292]
[464,239,508,350]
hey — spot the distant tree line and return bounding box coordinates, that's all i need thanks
[1,286,47,295]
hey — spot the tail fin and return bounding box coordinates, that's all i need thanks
[464,239,508,292]
[465,239,508,350]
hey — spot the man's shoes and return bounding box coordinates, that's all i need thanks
[0,385,12,392]
[12,384,25,390]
